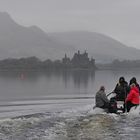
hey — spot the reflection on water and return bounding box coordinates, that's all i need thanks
[0,69,140,100]
[0,70,95,85]
[62,70,95,88]
[0,70,95,100]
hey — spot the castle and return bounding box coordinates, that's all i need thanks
[62,50,95,69]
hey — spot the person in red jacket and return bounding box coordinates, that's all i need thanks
[125,83,140,112]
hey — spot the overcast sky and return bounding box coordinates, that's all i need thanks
[0,0,140,48]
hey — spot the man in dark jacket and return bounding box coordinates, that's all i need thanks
[95,86,109,109]
[114,77,129,101]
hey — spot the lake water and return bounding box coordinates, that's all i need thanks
[0,69,140,140]
[1,69,140,100]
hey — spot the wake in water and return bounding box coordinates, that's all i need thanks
[0,98,139,140]
[0,103,118,140]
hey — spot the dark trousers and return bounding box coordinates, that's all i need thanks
[126,101,138,112]
[101,103,109,109]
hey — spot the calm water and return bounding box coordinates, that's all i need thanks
[0,69,140,100]
[0,69,140,140]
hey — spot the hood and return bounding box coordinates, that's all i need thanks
[131,86,139,93]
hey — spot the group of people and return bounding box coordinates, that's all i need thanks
[95,77,140,112]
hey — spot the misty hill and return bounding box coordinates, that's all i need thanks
[0,12,140,63]
[49,31,140,63]
[0,12,73,60]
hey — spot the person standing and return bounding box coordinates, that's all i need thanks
[114,77,129,101]
[125,83,140,112]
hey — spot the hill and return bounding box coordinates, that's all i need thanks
[0,12,73,60]
[49,31,140,63]
[0,12,140,63]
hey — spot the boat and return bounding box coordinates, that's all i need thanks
[94,92,139,115]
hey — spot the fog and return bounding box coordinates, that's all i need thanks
[0,0,140,48]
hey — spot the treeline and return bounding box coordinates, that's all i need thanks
[0,51,96,70]
[97,59,140,70]
[111,59,140,69]
[0,56,73,70]
[0,57,43,70]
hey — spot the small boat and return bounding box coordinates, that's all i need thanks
[94,92,139,115]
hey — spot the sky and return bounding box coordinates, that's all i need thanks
[0,0,140,48]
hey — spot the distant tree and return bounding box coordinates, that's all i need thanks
[0,51,96,70]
